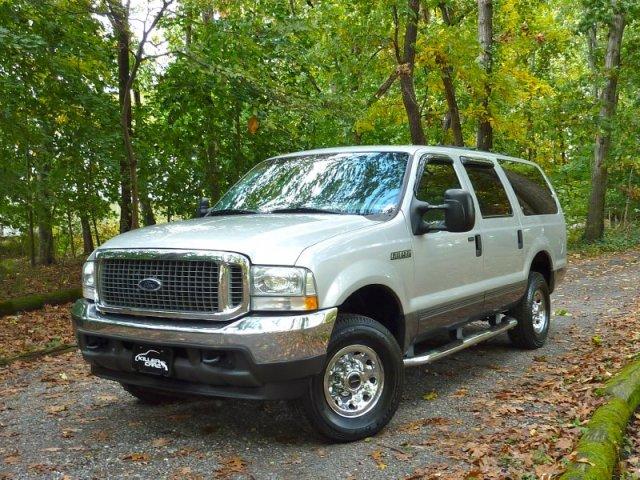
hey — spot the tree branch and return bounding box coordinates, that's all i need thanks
[367,70,399,106]
[392,5,401,62]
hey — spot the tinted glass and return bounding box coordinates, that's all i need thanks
[415,158,461,223]
[498,160,558,215]
[214,152,408,216]
[463,163,513,218]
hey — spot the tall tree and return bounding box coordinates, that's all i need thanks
[105,0,173,233]
[396,0,426,144]
[437,2,465,146]
[584,0,626,242]
[105,0,133,233]
[476,0,493,151]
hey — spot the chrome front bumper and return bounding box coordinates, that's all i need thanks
[71,299,336,365]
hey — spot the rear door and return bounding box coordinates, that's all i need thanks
[460,157,525,311]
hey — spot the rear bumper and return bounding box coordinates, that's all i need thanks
[71,299,336,399]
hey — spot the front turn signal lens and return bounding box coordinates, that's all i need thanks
[304,295,318,310]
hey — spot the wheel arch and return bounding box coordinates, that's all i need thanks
[338,284,406,351]
[529,250,555,292]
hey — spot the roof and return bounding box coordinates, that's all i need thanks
[272,145,535,166]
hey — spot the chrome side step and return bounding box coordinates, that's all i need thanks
[403,317,518,367]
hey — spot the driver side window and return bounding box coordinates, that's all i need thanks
[415,157,462,224]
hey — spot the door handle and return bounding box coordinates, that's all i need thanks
[474,234,482,257]
[517,229,523,249]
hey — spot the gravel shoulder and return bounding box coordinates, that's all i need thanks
[1,250,639,479]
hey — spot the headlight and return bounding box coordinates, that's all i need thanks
[251,266,318,311]
[82,261,96,300]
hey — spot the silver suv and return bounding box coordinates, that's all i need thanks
[72,146,566,441]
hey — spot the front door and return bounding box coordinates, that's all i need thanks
[409,154,485,335]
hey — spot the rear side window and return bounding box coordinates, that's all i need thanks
[463,162,513,218]
[498,160,558,215]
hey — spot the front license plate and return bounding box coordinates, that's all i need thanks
[132,345,173,376]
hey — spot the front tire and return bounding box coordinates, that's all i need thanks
[301,314,404,442]
[508,272,550,349]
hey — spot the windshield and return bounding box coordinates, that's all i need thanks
[213,152,409,216]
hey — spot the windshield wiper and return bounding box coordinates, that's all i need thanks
[206,209,259,216]
[269,207,345,215]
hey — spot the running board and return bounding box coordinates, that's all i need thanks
[403,317,518,367]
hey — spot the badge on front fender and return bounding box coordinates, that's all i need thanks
[390,249,412,260]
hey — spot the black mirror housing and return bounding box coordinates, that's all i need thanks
[196,198,210,218]
[443,189,475,232]
[410,189,475,235]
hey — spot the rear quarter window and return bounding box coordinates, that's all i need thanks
[498,160,558,215]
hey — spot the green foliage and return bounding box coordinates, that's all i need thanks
[569,225,640,256]
[0,0,638,256]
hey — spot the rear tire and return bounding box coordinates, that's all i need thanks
[121,383,182,405]
[301,313,404,442]
[508,271,550,349]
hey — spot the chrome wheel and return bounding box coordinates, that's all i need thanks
[323,344,384,418]
[531,289,548,334]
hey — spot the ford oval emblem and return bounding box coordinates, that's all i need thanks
[138,278,162,292]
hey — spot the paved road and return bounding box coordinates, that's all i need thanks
[1,251,638,479]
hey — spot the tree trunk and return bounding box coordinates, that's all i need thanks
[38,221,54,265]
[622,167,633,226]
[438,60,464,146]
[107,0,169,232]
[476,0,493,151]
[112,4,133,234]
[584,5,625,242]
[91,214,101,246]
[204,141,221,202]
[437,3,464,146]
[233,100,245,176]
[587,25,600,100]
[399,73,426,144]
[399,0,426,145]
[140,194,156,226]
[25,148,36,267]
[27,206,36,267]
[35,160,55,265]
[80,214,94,255]
[66,209,76,259]
[122,72,140,231]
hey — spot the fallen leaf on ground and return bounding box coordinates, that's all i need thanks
[123,452,150,462]
[422,391,438,401]
[151,437,170,448]
[46,405,67,414]
[370,450,387,470]
[214,456,247,479]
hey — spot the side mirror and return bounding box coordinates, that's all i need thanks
[196,197,210,218]
[410,189,475,235]
[443,189,475,233]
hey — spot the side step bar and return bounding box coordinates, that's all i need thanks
[403,317,518,367]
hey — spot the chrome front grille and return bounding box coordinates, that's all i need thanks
[100,259,220,312]
[95,250,249,321]
[229,265,244,306]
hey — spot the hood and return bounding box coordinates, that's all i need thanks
[97,214,378,265]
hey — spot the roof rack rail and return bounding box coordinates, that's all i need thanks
[439,145,513,157]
